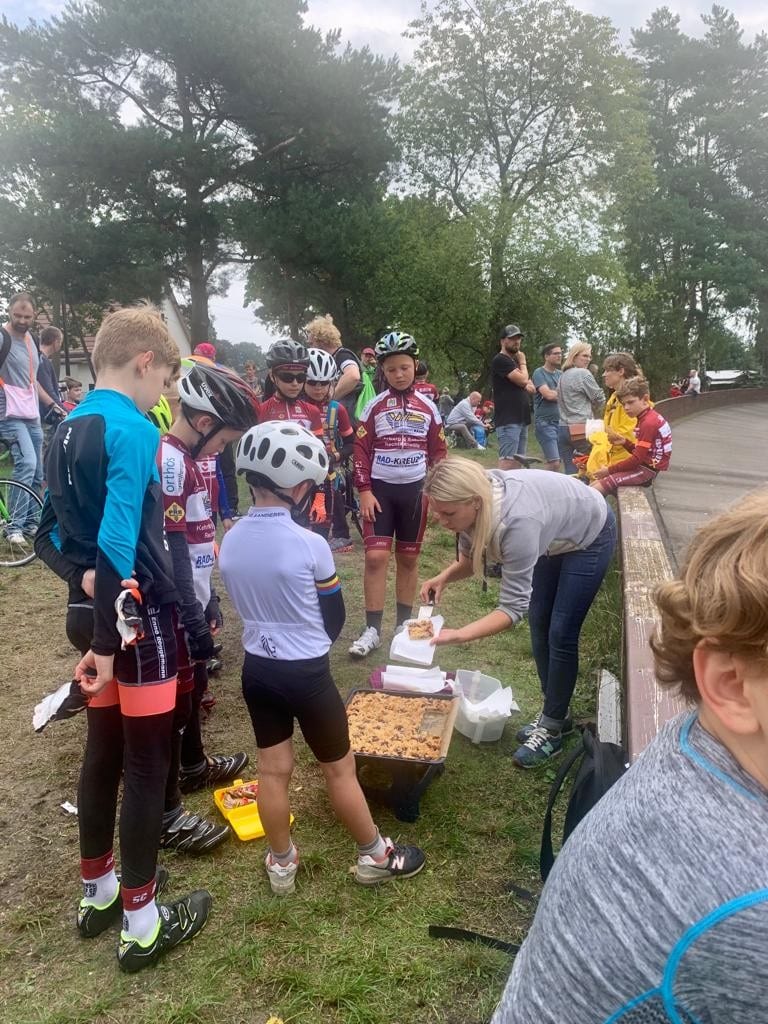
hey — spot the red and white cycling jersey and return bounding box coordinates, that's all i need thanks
[620,406,672,472]
[353,387,446,489]
[159,434,216,608]
[257,395,323,435]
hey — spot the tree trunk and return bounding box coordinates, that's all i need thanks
[755,286,768,377]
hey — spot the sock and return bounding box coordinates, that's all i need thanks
[365,610,383,633]
[162,804,183,828]
[270,842,297,867]
[181,757,206,778]
[121,878,160,944]
[81,851,119,908]
[396,602,413,627]
[358,828,389,862]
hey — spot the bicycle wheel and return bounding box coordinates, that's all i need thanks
[343,470,364,539]
[0,479,43,567]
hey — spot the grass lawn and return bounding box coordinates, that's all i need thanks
[0,444,621,1024]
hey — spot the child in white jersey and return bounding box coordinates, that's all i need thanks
[219,421,426,894]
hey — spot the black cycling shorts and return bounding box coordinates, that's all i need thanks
[363,478,427,554]
[241,653,350,763]
[116,603,178,687]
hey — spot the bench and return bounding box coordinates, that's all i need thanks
[615,488,687,760]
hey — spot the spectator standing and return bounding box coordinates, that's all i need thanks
[37,326,67,453]
[305,315,362,423]
[437,387,454,420]
[557,342,604,474]
[491,324,534,470]
[413,361,439,403]
[445,391,485,449]
[531,343,563,471]
[688,368,701,395]
[0,293,52,541]
[491,490,768,1024]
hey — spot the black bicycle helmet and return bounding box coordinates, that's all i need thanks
[375,331,419,361]
[266,339,310,369]
[178,362,260,432]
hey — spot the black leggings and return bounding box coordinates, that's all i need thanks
[79,704,174,890]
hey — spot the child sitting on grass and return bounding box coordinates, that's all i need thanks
[219,421,426,895]
[590,376,671,495]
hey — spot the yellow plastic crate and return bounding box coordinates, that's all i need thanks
[213,778,295,842]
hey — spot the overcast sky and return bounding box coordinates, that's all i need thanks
[5,0,767,346]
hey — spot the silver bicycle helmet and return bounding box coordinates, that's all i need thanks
[306,348,339,383]
[375,331,419,361]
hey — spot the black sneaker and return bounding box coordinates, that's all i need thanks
[515,716,574,744]
[77,866,170,939]
[117,889,211,974]
[159,808,230,854]
[179,752,249,794]
[354,840,426,886]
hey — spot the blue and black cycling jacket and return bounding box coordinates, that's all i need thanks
[39,389,177,655]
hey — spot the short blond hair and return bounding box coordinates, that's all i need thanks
[92,304,181,376]
[424,457,494,577]
[305,314,341,350]
[651,489,768,702]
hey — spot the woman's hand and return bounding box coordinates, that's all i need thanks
[359,490,381,523]
[431,627,467,646]
[419,575,447,605]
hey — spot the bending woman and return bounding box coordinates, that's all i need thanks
[420,457,616,768]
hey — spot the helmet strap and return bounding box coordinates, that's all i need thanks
[182,406,223,459]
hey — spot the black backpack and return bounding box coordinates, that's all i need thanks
[429,723,628,955]
[540,723,628,881]
[0,326,41,371]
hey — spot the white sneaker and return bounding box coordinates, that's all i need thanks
[476,444,486,451]
[265,852,298,895]
[5,530,25,545]
[349,626,381,658]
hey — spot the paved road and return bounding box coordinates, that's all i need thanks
[653,402,768,565]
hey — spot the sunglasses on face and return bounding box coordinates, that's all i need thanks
[275,371,307,384]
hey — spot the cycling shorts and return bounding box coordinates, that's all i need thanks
[241,652,350,763]
[89,603,179,717]
[363,478,427,555]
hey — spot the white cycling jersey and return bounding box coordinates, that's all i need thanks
[219,506,339,661]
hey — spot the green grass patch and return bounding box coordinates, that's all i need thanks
[0,448,621,1023]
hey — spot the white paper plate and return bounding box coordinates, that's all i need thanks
[388,616,444,666]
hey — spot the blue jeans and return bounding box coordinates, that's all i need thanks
[0,416,44,530]
[534,419,560,464]
[471,423,486,446]
[528,504,616,724]
[496,422,528,461]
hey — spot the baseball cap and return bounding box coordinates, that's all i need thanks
[193,342,217,360]
[502,324,523,338]
[361,347,376,357]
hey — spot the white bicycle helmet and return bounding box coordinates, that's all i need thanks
[306,347,338,383]
[236,421,329,489]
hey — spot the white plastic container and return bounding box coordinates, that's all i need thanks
[454,669,512,744]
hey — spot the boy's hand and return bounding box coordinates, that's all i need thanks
[222,517,234,532]
[75,650,115,696]
[81,570,138,599]
[606,427,625,444]
[592,467,610,480]
[359,491,381,523]
[188,625,215,663]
